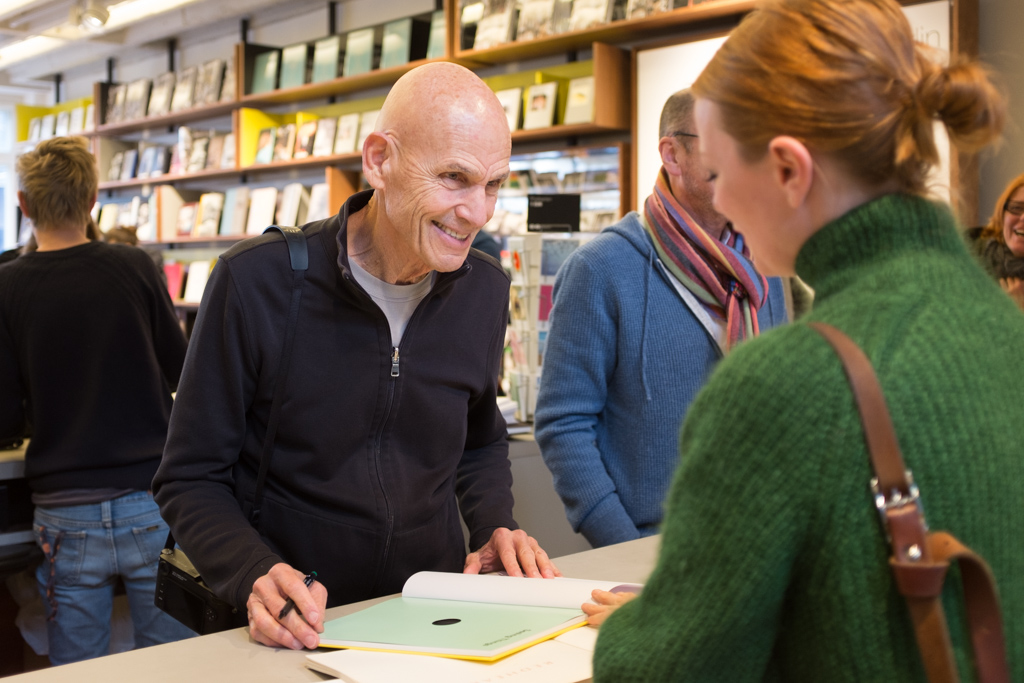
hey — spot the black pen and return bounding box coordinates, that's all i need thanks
[278,571,317,620]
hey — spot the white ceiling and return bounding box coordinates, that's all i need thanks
[0,0,327,85]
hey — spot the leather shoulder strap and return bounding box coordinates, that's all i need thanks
[808,322,1009,683]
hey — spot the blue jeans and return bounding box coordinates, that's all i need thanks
[33,491,196,665]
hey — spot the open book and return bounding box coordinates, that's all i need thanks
[317,571,641,662]
[307,627,598,683]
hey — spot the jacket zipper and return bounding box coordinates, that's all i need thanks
[373,353,398,584]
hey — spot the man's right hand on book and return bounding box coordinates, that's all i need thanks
[247,563,327,650]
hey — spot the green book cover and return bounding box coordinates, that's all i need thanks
[311,35,341,83]
[250,50,279,94]
[426,10,446,59]
[278,43,310,90]
[319,598,583,661]
[343,27,376,77]
[379,18,412,70]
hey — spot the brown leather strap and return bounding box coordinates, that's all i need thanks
[808,322,1009,683]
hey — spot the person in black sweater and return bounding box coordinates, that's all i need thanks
[153,63,558,654]
[0,137,193,665]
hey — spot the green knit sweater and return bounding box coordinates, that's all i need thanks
[592,194,1024,681]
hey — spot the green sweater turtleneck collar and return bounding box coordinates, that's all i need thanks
[795,193,966,301]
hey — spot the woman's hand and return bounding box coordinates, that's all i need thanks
[582,588,639,627]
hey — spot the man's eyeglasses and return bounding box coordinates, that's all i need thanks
[1005,201,1024,217]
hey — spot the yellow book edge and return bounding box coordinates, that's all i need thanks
[315,618,588,663]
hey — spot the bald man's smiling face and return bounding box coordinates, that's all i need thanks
[377,111,510,277]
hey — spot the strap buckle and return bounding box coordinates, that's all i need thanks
[870,470,925,541]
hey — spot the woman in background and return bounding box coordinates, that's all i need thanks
[590,0,1023,680]
[966,172,1024,310]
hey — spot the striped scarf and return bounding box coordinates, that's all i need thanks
[643,168,768,352]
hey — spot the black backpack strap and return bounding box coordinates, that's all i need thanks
[164,227,307,552]
[251,226,308,526]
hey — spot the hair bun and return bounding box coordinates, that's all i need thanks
[915,54,1005,151]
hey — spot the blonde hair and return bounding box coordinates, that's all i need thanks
[692,0,1005,196]
[982,173,1024,243]
[16,136,98,230]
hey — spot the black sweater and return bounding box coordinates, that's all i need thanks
[153,191,516,609]
[0,241,186,492]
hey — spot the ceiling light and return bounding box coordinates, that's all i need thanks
[0,35,66,66]
[71,0,110,32]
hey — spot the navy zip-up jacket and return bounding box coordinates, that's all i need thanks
[153,190,516,609]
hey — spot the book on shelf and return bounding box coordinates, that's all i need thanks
[153,186,200,241]
[182,260,213,303]
[246,186,279,235]
[562,76,595,125]
[380,17,429,70]
[137,146,158,179]
[279,43,310,90]
[54,110,71,137]
[561,171,584,193]
[626,0,674,18]
[151,146,170,177]
[494,87,523,132]
[84,104,95,131]
[176,202,198,236]
[220,133,236,168]
[426,9,446,59]
[116,201,136,230]
[311,35,342,84]
[316,571,641,662]
[523,82,559,130]
[516,0,557,41]
[531,171,561,192]
[250,49,280,94]
[136,197,155,242]
[292,120,318,160]
[568,0,614,31]
[171,66,198,112]
[97,203,120,233]
[356,109,381,151]
[550,0,575,33]
[473,0,515,50]
[193,192,226,237]
[219,186,250,236]
[106,83,127,124]
[27,117,41,142]
[333,112,361,155]
[343,27,377,77]
[273,124,296,162]
[306,627,597,683]
[205,134,227,170]
[164,262,184,300]
[254,127,277,164]
[307,182,330,222]
[39,113,56,139]
[68,106,85,135]
[277,182,310,227]
[107,151,125,182]
[195,58,225,106]
[220,56,236,102]
[186,137,209,174]
[311,117,337,157]
[124,78,152,120]
[147,72,176,117]
[167,145,183,176]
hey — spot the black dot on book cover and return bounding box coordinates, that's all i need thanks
[432,618,461,626]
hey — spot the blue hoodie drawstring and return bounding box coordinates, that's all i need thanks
[641,247,653,401]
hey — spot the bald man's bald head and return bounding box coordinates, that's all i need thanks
[377,62,510,148]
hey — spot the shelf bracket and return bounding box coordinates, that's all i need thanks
[328,1,337,36]
[53,73,62,104]
[167,38,177,73]
[240,18,249,46]
[106,57,115,84]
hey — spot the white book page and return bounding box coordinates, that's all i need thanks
[402,571,641,609]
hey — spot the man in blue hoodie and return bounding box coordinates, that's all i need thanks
[535,90,788,547]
